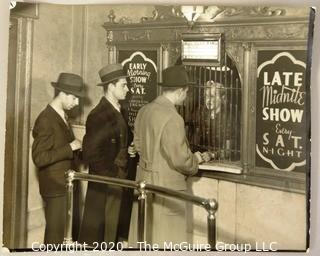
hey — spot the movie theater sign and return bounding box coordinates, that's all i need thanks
[255,50,307,172]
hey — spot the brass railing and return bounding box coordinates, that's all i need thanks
[63,170,218,248]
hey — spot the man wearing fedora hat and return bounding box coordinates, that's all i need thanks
[32,72,85,244]
[79,63,131,244]
[129,65,211,246]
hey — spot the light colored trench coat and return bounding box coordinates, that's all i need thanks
[128,95,199,247]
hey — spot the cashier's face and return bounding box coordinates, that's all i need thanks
[205,82,223,114]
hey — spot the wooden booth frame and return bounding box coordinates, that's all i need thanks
[102,6,313,195]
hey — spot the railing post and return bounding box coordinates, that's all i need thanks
[205,199,218,249]
[137,180,147,243]
[63,170,75,244]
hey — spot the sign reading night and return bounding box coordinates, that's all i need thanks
[255,51,307,171]
[121,51,157,130]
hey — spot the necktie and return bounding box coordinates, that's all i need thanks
[64,113,70,129]
[64,113,68,122]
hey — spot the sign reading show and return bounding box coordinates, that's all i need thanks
[119,50,158,130]
[255,51,307,172]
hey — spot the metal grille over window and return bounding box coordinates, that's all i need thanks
[178,53,242,164]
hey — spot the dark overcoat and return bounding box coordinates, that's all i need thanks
[82,97,129,174]
[79,97,129,244]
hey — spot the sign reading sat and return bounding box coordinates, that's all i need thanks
[255,50,307,172]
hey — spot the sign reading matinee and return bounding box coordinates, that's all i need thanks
[255,51,307,171]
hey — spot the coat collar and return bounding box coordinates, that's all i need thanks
[105,95,121,112]
[99,97,123,121]
[46,105,73,136]
[154,95,176,111]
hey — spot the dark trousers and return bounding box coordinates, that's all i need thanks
[43,192,80,244]
[117,157,138,240]
[78,182,122,245]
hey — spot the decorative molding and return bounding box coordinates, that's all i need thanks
[103,6,303,30]
[122,30,151,41]
[198,27,210,33]
[107,9,116,23]
[265,25,307,39]
[140,9,159,23]
[141,6,185,23]
[104,23,308,44]
[173,29,182,41]
[230,27,240,40]
[106,44,115,51]
[106,30,113,42]
[226,43,243,69]
[119,16,133,25]
[106,6,185,26]
[161,44,169,51]
[242,42,252,52]
[223,7,286,17]
[168,45,181,66]
[225,24,308,41]
[203,6,224,20]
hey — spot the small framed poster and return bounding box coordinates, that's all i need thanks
[181,33,223,66]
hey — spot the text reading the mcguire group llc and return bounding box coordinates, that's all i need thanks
[31,241,278,252]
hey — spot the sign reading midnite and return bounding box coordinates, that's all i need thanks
[261,71,304,122]
[255,51,307,171]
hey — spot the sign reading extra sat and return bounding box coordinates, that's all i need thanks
[255,50,308,172]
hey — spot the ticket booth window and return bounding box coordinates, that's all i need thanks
[177,52,242,164]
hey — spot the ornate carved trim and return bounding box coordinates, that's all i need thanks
[106,31,113,42]
[242,42,252,52]
[223,7,286,17]
[161,44,169,51]
[225,24,308,41]
[141,6,185,23]
[122,30,151,41]
[106,44,115,51]
[107,9,116,23]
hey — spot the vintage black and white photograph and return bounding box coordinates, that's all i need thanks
[0,0,318,253]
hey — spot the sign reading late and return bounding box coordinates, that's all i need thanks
[255,51,307,171]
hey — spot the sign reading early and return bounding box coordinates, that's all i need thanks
[255,51,307,171]
[120,51,157,130]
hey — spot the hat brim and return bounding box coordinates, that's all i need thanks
[51,82,86,97]
[96,75,129,86]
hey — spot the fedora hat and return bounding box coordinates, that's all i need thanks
[97,63,128,86]
[51,73,85,97]
[160,65,195,88]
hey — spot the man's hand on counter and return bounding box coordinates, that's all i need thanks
[195,151,212,163]
[201,152,212,162]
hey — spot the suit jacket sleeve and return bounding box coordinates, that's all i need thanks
[32,116,73,168]
[160,116,198,176]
